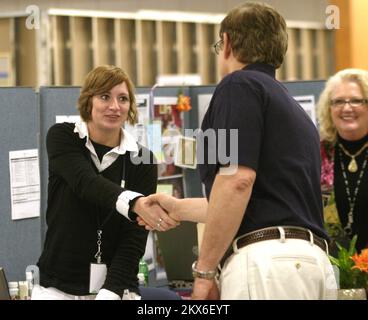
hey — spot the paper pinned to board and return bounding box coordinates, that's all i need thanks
[9,149,40,220]
[156,184,174,195]
[125,94,150,147]
[147,121,164,163]
[293,95,317,126]
[197,94,212,127]
[174,136,197,169]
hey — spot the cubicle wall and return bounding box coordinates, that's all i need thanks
[188,80,327,130]
[0,79,326,283]
[284,79,326,101]
[0,88,41,281]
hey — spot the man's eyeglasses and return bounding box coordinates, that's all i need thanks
[213,39,224,55]
[330,98,368,108]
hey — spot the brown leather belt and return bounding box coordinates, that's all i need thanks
[220,226,329,267]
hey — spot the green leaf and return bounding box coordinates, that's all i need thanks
[336,241,344,252]
[329,234,366,289]
[348,235,358,256]
[329,256,340,267]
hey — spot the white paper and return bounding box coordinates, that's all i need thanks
[89,263,107,294]
[135,93,150,125]
[197,94,213,127]
[147,121,164,163]
[9,149,40,220]
[55,115,81,123]
[293,95,317,126]
[174,136,197,169]
[153,96,178,105]
[143,232,155,271]
[125,94,150,145]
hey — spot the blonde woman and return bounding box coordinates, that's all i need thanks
[318,68,368,253]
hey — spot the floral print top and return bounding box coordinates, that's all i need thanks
[320,140,348,244]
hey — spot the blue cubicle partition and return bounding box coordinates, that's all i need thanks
[283,79,326,98]
[0,88,41,281]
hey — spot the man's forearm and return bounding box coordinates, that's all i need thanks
[196,169,254,272]
[176,198,208,223]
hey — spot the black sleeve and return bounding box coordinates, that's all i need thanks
[212,78,264,171]
[128,147,158,218]
[102,220,149,296]
[47,123,124,209]
[103,151,157,295]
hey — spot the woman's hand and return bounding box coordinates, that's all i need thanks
[132,196,179,231]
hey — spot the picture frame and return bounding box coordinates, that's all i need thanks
[174,136,197,169]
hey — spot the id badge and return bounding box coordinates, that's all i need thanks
[89,263,107,294]
[121,180,125,188]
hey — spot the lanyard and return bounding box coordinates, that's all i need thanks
[94,155,126,263]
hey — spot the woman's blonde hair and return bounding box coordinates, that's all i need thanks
[317,68,368,144]
[78,65,138,125]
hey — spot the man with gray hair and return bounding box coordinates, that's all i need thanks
[146,2,337,300]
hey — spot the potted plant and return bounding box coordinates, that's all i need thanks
[329,235,368,300]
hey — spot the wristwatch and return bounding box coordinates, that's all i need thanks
[191,261,217,280]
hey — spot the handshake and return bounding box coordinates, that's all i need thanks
[132,193,182,232]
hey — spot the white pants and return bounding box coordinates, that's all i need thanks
[31,285,96,300]
[220,235,337,300]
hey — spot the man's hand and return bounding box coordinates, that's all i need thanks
[136,193,208,228]
[136,193,181,230]
[132,196,179,231]
[192,278,220,300]
[148,193,181,220]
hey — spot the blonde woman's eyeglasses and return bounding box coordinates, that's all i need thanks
[330,98,368,108]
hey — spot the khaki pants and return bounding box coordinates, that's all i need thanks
[220,236,337,300]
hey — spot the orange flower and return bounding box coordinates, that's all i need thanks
[176,94,192,112]
[351,249,368,273]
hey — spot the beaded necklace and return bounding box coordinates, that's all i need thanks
[338,148,368,235]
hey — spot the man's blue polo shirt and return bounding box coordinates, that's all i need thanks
[199,63,327,239]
